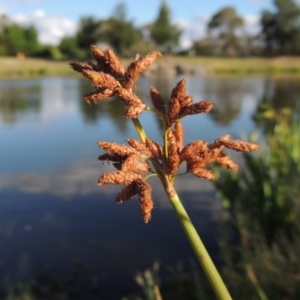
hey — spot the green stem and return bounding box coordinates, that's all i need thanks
[131,117,232,300]
[132,118,147,142]
[169,192,232,300]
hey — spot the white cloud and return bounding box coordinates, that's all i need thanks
[175,16,209,49]
[34,9,45,17]
[0,7,5,15]
[5,8,261,48]
[12,9,77,45]
[175,13,261,49]
[244,14,260,35]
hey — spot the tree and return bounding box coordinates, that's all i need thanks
[150,1,181,53]
[59,36,86,59]
[0,22,39,56]
[261,0,300,55]
[104,3,140,56]
[76,16,100,50]
[208,6,244,56]
[74,3,140,57]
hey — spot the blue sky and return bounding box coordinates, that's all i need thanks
[0,0,275,47]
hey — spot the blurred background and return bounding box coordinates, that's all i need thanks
[0,0,300,299]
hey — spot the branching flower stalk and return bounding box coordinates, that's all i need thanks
[70,46,259,300]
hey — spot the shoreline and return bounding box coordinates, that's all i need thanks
[1,56,300,78]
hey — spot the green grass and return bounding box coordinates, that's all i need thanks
[2,55,300,78]
[171,56,300,75]
[0,57,75,77]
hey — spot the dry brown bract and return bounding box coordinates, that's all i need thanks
[71,46,260,223]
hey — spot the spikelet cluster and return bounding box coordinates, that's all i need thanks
[70,46,161,118]
[71,46,260,223]
[97,139,160,223]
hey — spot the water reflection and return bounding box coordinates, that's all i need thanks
[201,77,265,125]
[0,75,300,299]
[78,80,130,132]
[258,77,300,113]
[0,80,41,123]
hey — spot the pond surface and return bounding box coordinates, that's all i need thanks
[0,75,299,299]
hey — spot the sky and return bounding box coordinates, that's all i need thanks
[0,0,276,48]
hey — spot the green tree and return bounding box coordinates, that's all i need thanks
[104,3,140,56]
[208,6,244,56]
[150,1,181,53]
[59,36,86,59]
[76,16,99,50]
[0,22,39,56]
[74,3,140,57]
[261,0,300,55]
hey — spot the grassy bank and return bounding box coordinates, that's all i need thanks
[0,57,74,77]
[174,55,300,75]
[1,56,300,78]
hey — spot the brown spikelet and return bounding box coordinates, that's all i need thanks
[123,104,147,118]
[215,154,238,171]
[145,138,164,159]
[105,49,125,78]
[70,62,93,73]
[122,51,161,89]
[132,159,151,174]
[81,69,119,90]
[139,50,161,69]
[117,88,145,106]
[167,98,181,125]
[180,101,214,117]
[126,139,152,158]
[173,120,184,152]
[208,135,231,149]
[87,61,103,72]
[180,141,208,161]
[187,163,215,180]
[181,95,193,109]
[167,80,187,124]
[136,179,154,223]
[98,141,137,157]
[217,134,232,142]
[167,130,180,174]
[219,139,260,152]
[205,147,224,161]
[83,89,115,103]
[116,181,138,204]
[90,45,105,62]
[126,138,146,150]
[90,45,125,78]
[121,154,150,174]
[98,171,140,186]
[171,79,186,105]
[150,87,165,115]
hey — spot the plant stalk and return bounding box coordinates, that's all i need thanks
[169,192,232,300]
[131,117,232,300]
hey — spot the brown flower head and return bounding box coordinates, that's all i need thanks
[122,51,161,89]
[136,179,154,223]
[70,47,260,223]
[70,46,162,118]
[150,87,165,115]
[179,135,259,179]
[91,45,125,79]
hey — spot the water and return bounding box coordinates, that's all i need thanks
[0,75,299,299]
